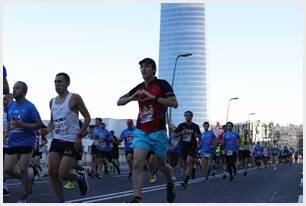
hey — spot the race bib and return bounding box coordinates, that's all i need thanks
[226,150,233,156]
[256,151,262,154]
[94,139,100,146]
[98,140,107,149]
[243,145,249,150]
[182,129,193,142]
[139,105,154,124]
[127,136,133,143]
[54,118,68,135]
[172,139,178,145]
[203,152,211,158]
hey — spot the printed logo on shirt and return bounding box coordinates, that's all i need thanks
[139,105,154,124]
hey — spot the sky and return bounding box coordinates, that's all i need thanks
[3,1,303,126]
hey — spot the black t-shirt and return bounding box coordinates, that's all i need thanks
[121,77,175,132]
[175,122,201,146]
[112,136,119,154]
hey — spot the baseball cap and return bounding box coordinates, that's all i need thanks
[139,58,156,69]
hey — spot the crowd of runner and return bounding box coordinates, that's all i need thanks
[2,61,302,203]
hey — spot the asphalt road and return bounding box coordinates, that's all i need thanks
[4,162,303,203]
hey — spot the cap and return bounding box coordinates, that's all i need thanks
[139,58,156,69]
[127,119,133,125]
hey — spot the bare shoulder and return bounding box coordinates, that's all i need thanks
[69,93,82,105]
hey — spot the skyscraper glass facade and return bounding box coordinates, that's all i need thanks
[158,3,207,127]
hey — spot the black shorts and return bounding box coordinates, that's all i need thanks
[146,150,155,160]
[97,150,112,161]
[6,146,33,155]
[49,139,77,158]
[180,142,197,161]
[239,149,250,160]
[168,150,181,167]
[125,149,134,158]
[255,157,263,161]
[112,151,119,160]
[91,145,97,155]
[3,147,8,157]
[76,150,83,161]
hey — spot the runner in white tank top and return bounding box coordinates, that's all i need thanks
[47,73,91,203]
[51,92,79,142]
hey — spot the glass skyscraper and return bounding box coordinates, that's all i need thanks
[158,3,207,127]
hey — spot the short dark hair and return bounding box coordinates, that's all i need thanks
[203,121,209,126]
[184,111,193,116]
[56,73,70,85]
[226,121,234,127]
[95,118,102,123]
[16,81,28,95]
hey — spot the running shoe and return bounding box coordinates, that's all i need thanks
[77,172,89,196]
[64,181,75,189]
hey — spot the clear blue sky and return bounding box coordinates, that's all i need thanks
[3,2,303,126]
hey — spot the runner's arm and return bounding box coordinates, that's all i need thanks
[47,99,54,133]
[117,86,139,106]
[75,94,91,138]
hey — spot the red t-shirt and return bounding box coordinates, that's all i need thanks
[124,77,175,132]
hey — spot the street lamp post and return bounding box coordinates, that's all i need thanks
[248,112,256,142]
[225,97,239,123]
[168,53,192,129]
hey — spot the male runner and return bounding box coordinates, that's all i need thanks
[117,57,177,203]
[4,81,42,202]
[175,111,201,189]
[48,73,90,202]
[254,141,264,169]
[239,130,251,176]
[222,122,240,182]
[119,119,135,179]
[270,140,279,170]
[198,122,216,180]
[167,127,181,180]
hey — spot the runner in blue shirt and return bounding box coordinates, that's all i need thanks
[270,140,279,171]
[167,127,181,181]
[254,141,264,169]
[89,118,102,178]
[4,81,42,203]
[96,122,114,176]
[222,122,240,182]
[119,119,136,179]
[198,122,216,180]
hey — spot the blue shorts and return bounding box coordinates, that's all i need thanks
[132,129,168,157]
[199,150,215,161]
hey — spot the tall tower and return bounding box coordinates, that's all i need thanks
[159,3,207,127]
